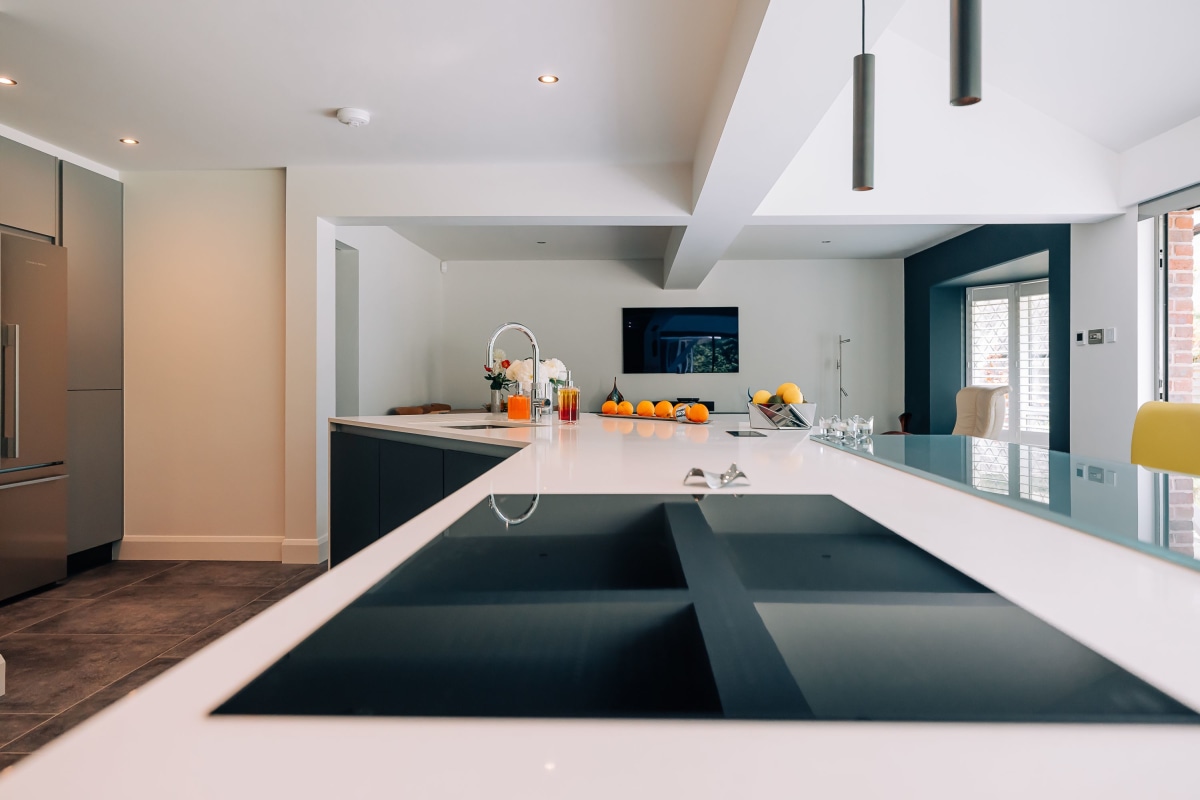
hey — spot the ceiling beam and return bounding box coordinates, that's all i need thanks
[663,0,906,289]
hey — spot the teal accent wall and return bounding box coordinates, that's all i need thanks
[904,225,1071,452]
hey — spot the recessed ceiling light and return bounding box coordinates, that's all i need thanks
[537,74,559,84]
[119,138,139,145]
[0,77,16,86]
[536,241,547,245]
[821,240,832,244]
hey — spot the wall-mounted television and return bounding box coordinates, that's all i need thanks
[622,307,739,374]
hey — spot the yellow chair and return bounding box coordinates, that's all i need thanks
[1130,401,1200,475]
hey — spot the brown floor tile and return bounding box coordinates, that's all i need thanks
[256,564,328,602]
[42,561,183,600]
[0,598,87,638]
[23,585,268,637]
[2,658,180,754]
[0,753,26,771]
[135,560,315,589]
[0,715,53,748]
[162,600,275,659]
[0,635,181,714]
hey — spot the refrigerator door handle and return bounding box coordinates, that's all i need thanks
[1,323,17,459]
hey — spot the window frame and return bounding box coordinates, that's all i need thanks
[964,278,1050,447]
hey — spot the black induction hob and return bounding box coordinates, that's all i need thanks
[214,494,1197,723]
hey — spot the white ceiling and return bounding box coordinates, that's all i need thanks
[722,224,976,260]
[0,0,736,170]
[3,0,1198,275]
[387,224,673,261]
[889,0,1200,152]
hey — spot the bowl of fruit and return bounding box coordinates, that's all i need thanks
[747,382,816,431]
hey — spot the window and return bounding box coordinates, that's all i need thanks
[965,279,1050,446]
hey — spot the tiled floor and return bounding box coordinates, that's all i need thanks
[0,559,326,769]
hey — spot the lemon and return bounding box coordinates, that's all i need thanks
[776,382,799,398]
[751,389,771,405]
[781,386,803,404]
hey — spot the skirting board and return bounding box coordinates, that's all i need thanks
[282,535,328,565]
[115,535,284,562]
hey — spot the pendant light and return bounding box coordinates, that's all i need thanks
[950,0,982,106]
[851,0,874,191]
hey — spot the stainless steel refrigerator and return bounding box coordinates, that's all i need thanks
[0,233,68,601]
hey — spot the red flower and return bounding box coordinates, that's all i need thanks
[501,360,511,369]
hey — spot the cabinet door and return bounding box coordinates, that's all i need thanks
[330,432,380,567]
[379,439,443,537]
[0,136,57,237]
[443,450,506,497]
[67,390,123,554]
[61,161,123,390]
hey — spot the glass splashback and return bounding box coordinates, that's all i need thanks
[815,435,1200,570]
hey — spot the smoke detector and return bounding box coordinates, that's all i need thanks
[336,108,371,127]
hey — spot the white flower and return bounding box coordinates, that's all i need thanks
[503,357,568,386]
[505,358,534,385]
[491,349,506,369]
[542,358,567,382]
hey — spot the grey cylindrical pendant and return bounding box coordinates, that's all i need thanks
[950,0,981,106]
[852,52,875,192]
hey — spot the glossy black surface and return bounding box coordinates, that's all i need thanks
[216,495,1198,723]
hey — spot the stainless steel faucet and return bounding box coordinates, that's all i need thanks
[485,322,551,423]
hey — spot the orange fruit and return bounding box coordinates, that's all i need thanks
[686,403,710,423]
[601,400,618,415]
[636,400,655,417]
[616,400,634,416]
[654,400,674,418]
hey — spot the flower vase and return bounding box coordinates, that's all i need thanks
[490,389,505,415]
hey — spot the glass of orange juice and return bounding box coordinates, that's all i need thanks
[508,390,531,422]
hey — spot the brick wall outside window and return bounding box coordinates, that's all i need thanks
[1166,211,1198,555]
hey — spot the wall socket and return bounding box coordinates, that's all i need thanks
[1088,329,1104,345]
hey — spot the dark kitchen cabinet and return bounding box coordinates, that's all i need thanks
[380,439,444,536]
[444,450,506,496]
[61,161,123,391]
[0,135,57,237]
[329,428,513,566]
[67,390,124,554]
[330,432,380,568]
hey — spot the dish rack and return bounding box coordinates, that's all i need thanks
[747,402,818,431]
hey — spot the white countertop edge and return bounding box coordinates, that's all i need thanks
[4,414,1200,798]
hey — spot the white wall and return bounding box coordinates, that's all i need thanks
[121,170,286,560]
[1120,114,1200,207]
[335,246,359,417]
[333,226,443,415]
[1069,210,1145,461]
[439,258,905,426]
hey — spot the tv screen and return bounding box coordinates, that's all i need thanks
[622,307,739,374]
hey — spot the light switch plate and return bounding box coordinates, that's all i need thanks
[1075,331,1085,347]
[1105,327,1117,342]
[1088,329,1104,345]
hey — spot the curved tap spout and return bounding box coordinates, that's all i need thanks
[486,322,546,421]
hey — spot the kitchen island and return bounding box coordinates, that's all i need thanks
[3,413,1200,798]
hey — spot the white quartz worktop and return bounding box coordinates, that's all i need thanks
[4,413,1200,798]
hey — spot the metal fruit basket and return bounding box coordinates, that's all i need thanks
[747,402,818,430]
